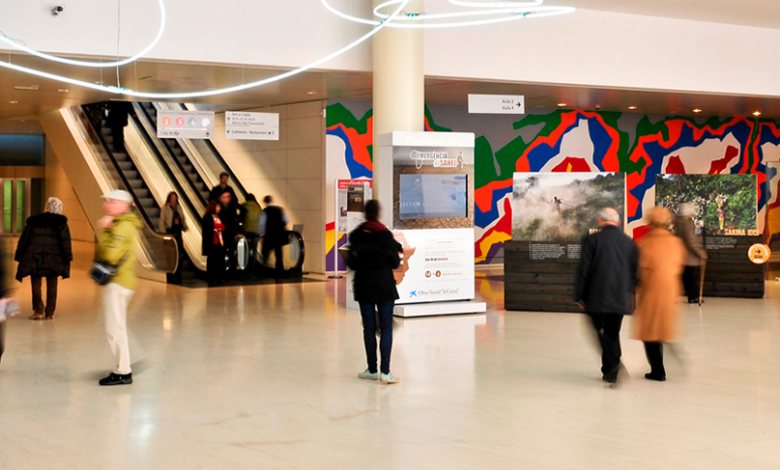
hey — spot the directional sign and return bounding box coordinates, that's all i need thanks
[225,111,280,141]
[157,110,215,139]
[468,94,525,115]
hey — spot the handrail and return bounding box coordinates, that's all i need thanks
[80,104,157,230]
[177,103,250,200]
[135,103,208,209]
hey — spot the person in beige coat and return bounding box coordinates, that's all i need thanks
[633,207,686,381]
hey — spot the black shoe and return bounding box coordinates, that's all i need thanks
[99,372,133,386]
[602,374,618,384]
[688,298,702,304]
[644,372,666,382]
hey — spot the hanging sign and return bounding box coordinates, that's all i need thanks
[468,94,525,114]
[225,111,280,140]
[157,111,215,139]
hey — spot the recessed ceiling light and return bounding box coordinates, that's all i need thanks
[306,91,317,95]
[752,111,762,117]
[557,102,567,107]
[57,88,69,93]
[13,84,39,91]
[8,100,19,104]
[627,105,637,110]
[692,108,702,113]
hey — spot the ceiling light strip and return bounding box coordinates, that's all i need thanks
[0,0,166,68]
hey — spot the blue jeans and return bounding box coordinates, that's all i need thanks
[359,301,394,374]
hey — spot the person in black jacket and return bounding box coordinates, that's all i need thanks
[201,201,226,286]
[259,195,289,277]
[106,101,133,153]
[14,197,73,320]
[347,200,403,384]
[574,207,638,384]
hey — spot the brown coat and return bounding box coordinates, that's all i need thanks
[633,228,686,342]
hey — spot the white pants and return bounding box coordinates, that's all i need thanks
[103,282,134,374]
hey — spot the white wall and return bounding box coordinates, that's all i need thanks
[3,3,780,97]
[209,101,326,273]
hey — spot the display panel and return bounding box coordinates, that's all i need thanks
[511,173,626,242]
[655,174,757,236]
[399,174,468,220]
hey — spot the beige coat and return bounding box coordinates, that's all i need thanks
[633,228,686,342]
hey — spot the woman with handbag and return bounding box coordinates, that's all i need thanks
[347,200,403,384]
[14,197,73,320]
[201,201,226,286]
[159,191,188,283]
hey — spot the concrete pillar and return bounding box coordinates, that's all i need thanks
[372,0,424,220]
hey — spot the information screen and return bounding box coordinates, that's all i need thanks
[399,174,468,219]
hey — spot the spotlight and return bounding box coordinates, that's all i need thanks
[51,5,64,16]
[752,111,762,117]
[692,108,702,113]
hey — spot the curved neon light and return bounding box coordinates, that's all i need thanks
[0,0,166,68]
[0,0,410,99]
[324,0,574,29]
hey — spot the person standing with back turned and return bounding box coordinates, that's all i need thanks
[575,207,639,384]
[259,195,289,277]
[347,200,403,384]
[96,190,141,386]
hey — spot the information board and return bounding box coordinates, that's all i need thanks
[157,110,215,139]
[225,111,280,141]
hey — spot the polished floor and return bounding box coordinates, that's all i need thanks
[1,244,779,469]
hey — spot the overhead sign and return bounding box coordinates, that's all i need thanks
[468,94,525,115]
[157,110,215,139]
[225,111,280,140]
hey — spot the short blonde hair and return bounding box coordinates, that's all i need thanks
[646,206,672,228]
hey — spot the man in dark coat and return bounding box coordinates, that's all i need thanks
[259,195,289,277]
[106,101,133,154]
[574,207,639,384]
[209,172,238,203]
[347,200,402,384]
[14,197,73,320]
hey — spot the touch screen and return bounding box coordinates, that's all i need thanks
[399,174,468,219]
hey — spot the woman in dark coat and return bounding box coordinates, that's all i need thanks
[201,201,226,286]
[14,197,73,320]
[347,200,402,384]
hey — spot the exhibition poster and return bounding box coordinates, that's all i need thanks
[392,228,475,305]
[655,174,758,236]
[511,173,626,243]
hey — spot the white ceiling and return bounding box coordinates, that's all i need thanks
[566,0,780,29]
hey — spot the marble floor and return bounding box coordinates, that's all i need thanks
[1,243,779,469]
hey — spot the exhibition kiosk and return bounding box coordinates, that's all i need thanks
[375,131,487,318]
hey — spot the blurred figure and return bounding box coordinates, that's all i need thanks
[634,207,686,381]
[216,189,240,270]
[347,200,403,384]
[259,195,289,277]
[241,194,263,268]
[96,190,140,386]
[14,197,73,320]
[106,101,132,153]
[575,207,639,384]
[0,242,14,366]
[674,203,707,304]
[201,201,226,286]
[208,172,237,203]
[159,191,187,284]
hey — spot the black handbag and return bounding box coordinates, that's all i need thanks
[89,262,117,285]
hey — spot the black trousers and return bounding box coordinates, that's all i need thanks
[206,245,226,286]
[359,301,395,374]
[31,276,59,317]
[644,342,665,376]
[111,125,126,153]
[166,229,184,284]
[262,242,284,275]
[588,313,624,379]
[682,266,700,301]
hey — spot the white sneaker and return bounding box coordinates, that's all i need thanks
[380,372,400,384]
[357,369,379,380]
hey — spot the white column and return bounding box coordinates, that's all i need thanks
[372,0,424,225]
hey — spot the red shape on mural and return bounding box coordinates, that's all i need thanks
[707,145,740,174]
[664,156,686,174]
[550,157,593,172]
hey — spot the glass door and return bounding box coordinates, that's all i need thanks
[0,178,30,235]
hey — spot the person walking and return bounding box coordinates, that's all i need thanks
[0,243,15,366]
[634,207,686,381]
[14,197,73,320]
[208,172,238,203]
[96,190,141,386]
[159,191,188,283]
[673,203,707,304]
[574,207,639,384]
[106,101,133,154]
[347,200,403,384]
[241,194,263,268]
[259,195,289,277]
[201,201,226,286]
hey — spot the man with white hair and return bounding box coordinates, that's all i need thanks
[575,207,639,384]
[95,190,141,386]
[673,203,707,303]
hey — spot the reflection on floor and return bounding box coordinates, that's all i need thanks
[1,245,779,468]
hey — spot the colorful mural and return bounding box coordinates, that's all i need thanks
[325,101,780,267]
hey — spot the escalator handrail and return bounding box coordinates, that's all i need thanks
[136,103,209,209]
[177,103,250,201]
[80,105,157,230]
[128,109,204,227]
